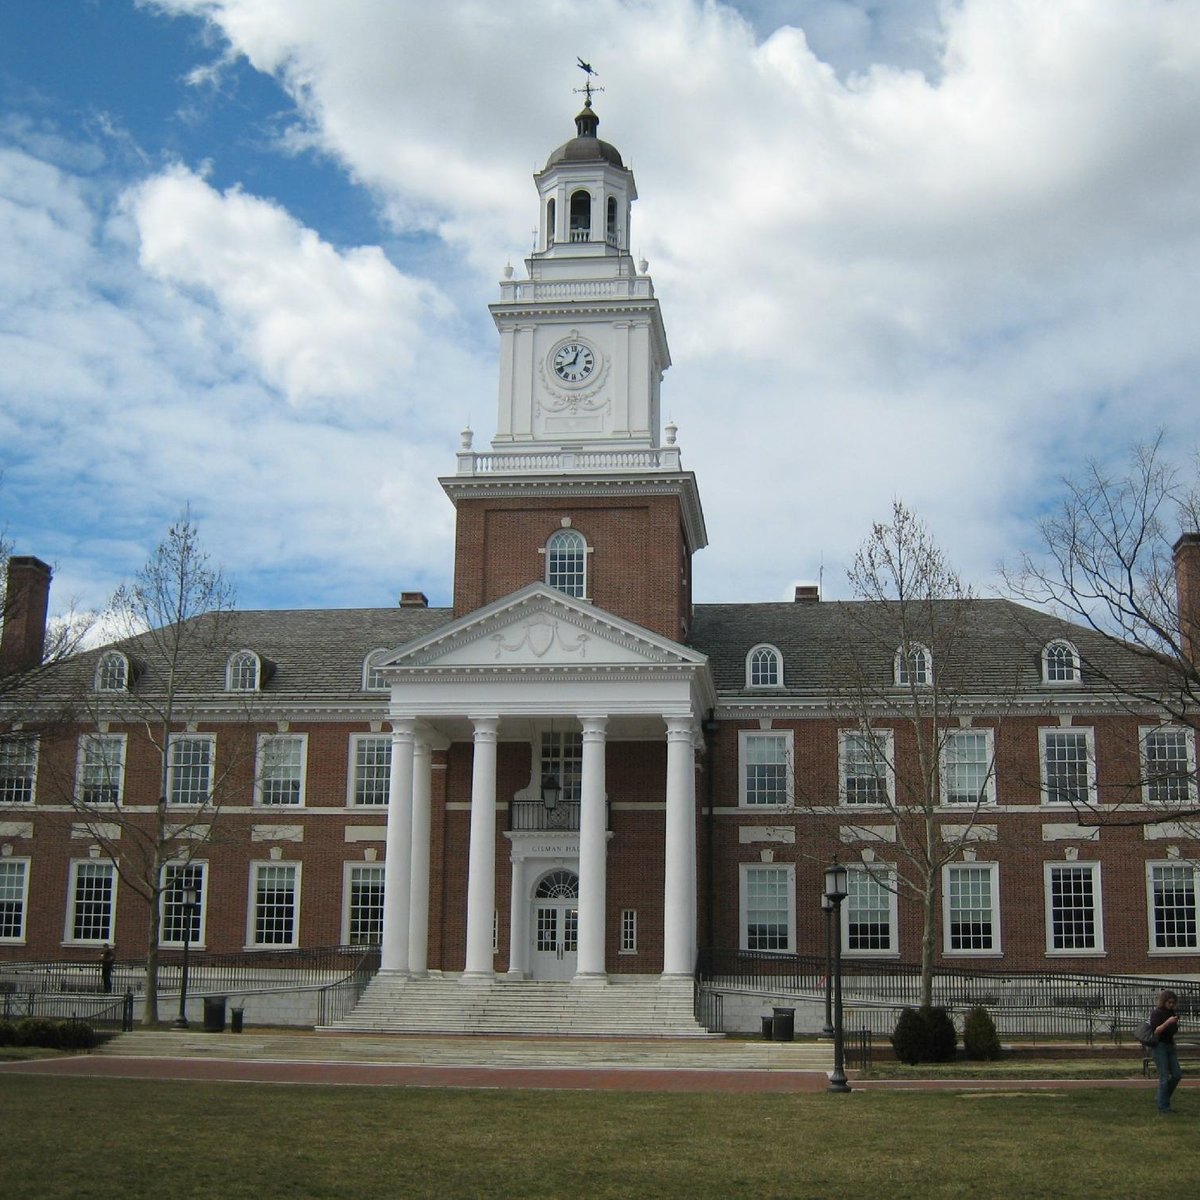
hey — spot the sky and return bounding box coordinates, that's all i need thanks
[2,0,1200,619]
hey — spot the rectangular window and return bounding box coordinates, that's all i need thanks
[944,864,999,954]
[256,734,307,806]
[1045,863,1103,953]
[1040,728,1095,806]
[167,734,214,806]
[78,734,127,806]
[0,859,30,942]
[1142,727,1196,807]
[739,731,791,807]
[1149,863,1199,951]
[542,731,583,803]
[840,730,893,806]
[160,862,206,947]
[620,908,638,954]
[350,735,392,806]
[942,730,995,805]
[740,864,794,952]
[344,864,385,945]
[845,867,895,955]
[67,861,116,943]
[250,863,299,947]
[0,736,37,804]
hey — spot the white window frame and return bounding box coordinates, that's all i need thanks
[247,861,301,949]
[226,649,261,692]
[342,862,386,946]
[1140,725,1198,808]
[0,857,31,943]
[348,733,392,807]
[255,733,308,807]
[362,649,391,691]
[1044,861,1105,955]
[1042,640,1081,684]
[0,735,38,805]
[738,729,792,808]
[940,728,996,806]
[65,859,117,945]
[942,862,1002,956]
[159,860,208,949]
[166,733,215,806]
[619,908,638,955]
[894,643,931,687]
[1039,727,1096,807]
[739,862,796,954]
[77,733,127,807]
[95,650,129,692]
[746,644,783,689]
[839,728,895,806]
[842,865,898,957]
[1146,861,1200,954]
[544,528,588,598]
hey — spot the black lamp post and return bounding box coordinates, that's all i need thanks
[823,858,851,1093]
[540,771,561,812]
[172,884,199,1030]
[821,893,835,1037]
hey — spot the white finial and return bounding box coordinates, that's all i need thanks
[665,421,677,445]
[460,427,474,450]
[503,261,514,279]
[638,254,649,274]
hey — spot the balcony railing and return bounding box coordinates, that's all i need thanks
[510,798,582,832]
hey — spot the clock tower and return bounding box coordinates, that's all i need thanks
[442,98,706,641]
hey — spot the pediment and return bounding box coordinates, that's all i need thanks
[380,584,705,674]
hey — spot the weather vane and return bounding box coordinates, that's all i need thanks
[574,57,603,105]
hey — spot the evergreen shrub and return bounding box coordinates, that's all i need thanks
[891,1007,929,1064]
[925,1006,957,1062]
[963,1005,1002,1060]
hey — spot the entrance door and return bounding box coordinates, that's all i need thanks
[531,869,579,981]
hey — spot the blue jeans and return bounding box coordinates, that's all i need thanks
[1153,1041,1182,1112]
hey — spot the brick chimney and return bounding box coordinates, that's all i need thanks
[1174,533,1200,664]
[1,556,52,675]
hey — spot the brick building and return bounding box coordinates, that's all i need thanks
[1,101,1198,1030]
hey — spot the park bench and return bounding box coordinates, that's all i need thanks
[1142,1039,1200,1076]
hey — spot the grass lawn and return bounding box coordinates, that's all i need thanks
[0,1074,1191,1199]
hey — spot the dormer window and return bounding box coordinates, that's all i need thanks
[569,189,591,242]
[546,529,587,598]
[747,645,782,688]
[363,649,391,692]
[226,650,260,692]
[1043,640,1081,684]
[895,644,931,687]
[95,651,128,693]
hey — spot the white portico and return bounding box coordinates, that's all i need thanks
[376,583,712,985]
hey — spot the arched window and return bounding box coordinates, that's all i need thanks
[535,869,579,900]
[569,189,591,242]
[226,650,260,692]
[546,529,587,598]
[545,197,556,246]
[1043,640,1081,684]
[95,651,128,693]
[746,645,782,688]
[895,644,931,686]
[606,196,618,245]
[362,649,391,691]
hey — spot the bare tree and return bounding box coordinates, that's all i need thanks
[68,511,250,1024]
[802,502,1010,1009]
[1006,433,1200,829]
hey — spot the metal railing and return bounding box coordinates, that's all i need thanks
[510,798,583,832]
[1,987,133,1032]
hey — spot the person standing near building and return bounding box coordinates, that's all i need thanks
[1149,989,1182,1114]
[99,944,115,994]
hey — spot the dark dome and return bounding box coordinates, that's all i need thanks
[544,136,625,170]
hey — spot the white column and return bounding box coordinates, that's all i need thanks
[380,719,416,974]
[663,717,697,977]
[463,716,499,980]
[407,736,433,978]
[507,854,529,977]
[575,716,608,981]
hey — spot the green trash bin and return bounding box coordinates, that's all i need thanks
[772,1007,795,1042]
[202,996,227,1032]
[230,1006,244,1034]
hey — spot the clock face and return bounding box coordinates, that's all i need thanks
[551,341,596,384]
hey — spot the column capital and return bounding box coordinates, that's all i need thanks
[664,715,695,741]
[469,716,500,740]
[389,717,417,742]
[580,715,608,739]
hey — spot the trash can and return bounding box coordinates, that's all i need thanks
[772,1006,795,1043]
[202,995,227,1033]
[230,1006,244,1034]
[761,1015,775,1041]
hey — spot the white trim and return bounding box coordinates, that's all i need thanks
[940,728,996,806]
[158,860,208,949]
[94,650,129,692]
[1139,725,1198,808]
[0,857,31,943]
[941,861,1002,956]
[619,907,638,954]
[745,644,784,689]
[76,733,127,807]
[226,649,261,692]
[738,729,792,807]
[347,733,392,807]
[1038,726,1096,807]
[838,728,895,807]
[247,860,301,949]
[894,643,931,687]
[1146,860,1200,955]
[738,862,796,953]
[166,732,215,807]
[64,858,117,945]
[842,864,899,958]
[342,861,386,946]
[1043,860,1105,955]
[0,734,38,805]
[1041,639,1081,685]
[544,527,589,599]
[255,732,309,807]
[362,648,391,692]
